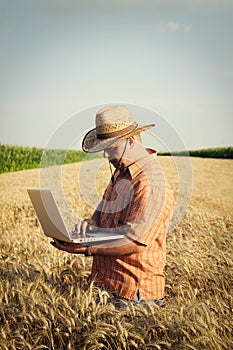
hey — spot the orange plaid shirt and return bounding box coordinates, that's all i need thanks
[90,151,173,300]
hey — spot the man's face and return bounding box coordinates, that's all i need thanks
[103,139,128,168]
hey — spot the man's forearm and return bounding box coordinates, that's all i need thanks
[87,237,146,256]
[51,233,146,256]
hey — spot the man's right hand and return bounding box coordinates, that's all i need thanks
[72,219,98,237]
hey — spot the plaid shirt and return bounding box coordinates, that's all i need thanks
[90,152,173,300]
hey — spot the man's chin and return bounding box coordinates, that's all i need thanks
[109,160,119,168]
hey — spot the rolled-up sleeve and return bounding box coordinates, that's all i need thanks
[124,175,171,245]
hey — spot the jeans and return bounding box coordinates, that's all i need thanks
[111,290,164,307]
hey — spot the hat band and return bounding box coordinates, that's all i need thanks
[97,122,138,140]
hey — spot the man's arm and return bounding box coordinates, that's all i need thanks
[51,236,146,256]
[89,236,146,255]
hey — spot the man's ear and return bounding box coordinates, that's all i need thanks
[128,136,136,148]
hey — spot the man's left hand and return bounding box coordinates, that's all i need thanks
[50,239,87,254]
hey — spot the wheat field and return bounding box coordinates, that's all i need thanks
[0,156,232,349]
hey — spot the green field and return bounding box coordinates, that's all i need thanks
[0,144,101,174]
[0,144,232,174]
[159,146,233,159]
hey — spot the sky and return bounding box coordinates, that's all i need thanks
[0,0,233,152]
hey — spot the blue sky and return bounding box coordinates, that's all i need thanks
[0,0,233,151]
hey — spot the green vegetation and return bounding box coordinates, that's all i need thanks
[159,146,233,159]
[0,145,232,174]
[0,144,101,174]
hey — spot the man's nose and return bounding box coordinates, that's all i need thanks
[103,150,109,158]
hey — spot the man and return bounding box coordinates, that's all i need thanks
[51,105,173,305]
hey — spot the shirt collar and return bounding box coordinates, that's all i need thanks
[126,148,157,179]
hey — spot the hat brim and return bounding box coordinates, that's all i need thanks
[82,124,155,153]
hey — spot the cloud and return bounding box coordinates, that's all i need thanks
[184,25,191,33]
[156,21,191,33]
[167,22,180,31]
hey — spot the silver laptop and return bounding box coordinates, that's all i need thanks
[27,189,124,244]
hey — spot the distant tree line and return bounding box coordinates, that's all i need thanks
[0,144,100,174]
[0,144,232,174]
[159,147,233,159]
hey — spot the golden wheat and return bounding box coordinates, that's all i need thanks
[0,157,232,349]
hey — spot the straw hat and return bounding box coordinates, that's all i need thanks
[82,105,155,153]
